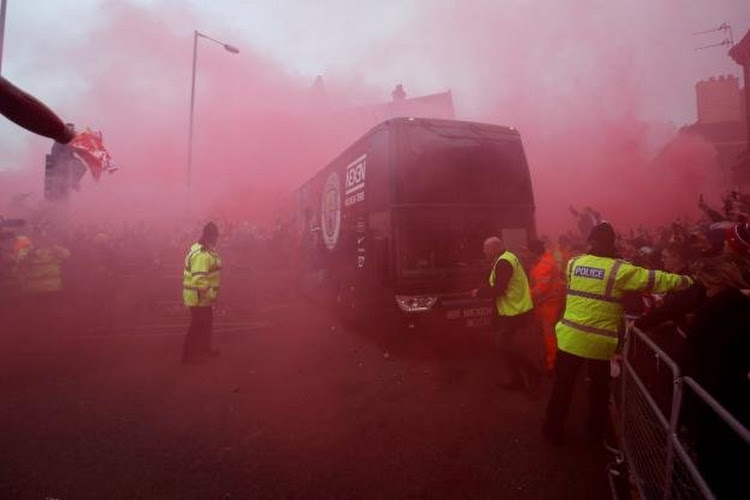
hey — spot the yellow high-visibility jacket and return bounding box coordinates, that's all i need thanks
[557,254,692,360]
[182,243,221,307]
[19,245,70,294]
[489,250,534,317]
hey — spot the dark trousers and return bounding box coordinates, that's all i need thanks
[544,349,611,439]
[495,312,541,389]
[182,306,213,362]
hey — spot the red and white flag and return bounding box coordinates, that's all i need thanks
[69,128,117,181]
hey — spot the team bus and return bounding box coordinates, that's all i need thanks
[287,117,536,330]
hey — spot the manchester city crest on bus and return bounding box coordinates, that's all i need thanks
[321,172,341,250]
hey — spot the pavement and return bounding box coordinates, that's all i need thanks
[0,299,612,499]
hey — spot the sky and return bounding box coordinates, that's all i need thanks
[1,0,749,228]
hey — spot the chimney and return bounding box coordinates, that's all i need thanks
[391,84,406,102]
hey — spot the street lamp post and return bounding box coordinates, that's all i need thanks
[187,30,239,207]
[0,0,9,74]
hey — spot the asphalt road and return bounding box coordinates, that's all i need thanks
[1,300,612,499]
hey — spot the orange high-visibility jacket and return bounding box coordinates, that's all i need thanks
[530,251,563,306]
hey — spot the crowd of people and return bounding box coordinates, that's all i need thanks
[563,194,749,401]
[557,192,750,497]
[0,213,294,336]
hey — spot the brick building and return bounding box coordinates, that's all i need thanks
[729,29,750,188]
[679,74,748,188]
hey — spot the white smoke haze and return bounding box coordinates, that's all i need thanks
[0,0,748,230]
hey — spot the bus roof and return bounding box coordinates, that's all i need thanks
[383,117,521,138]
[296,117,523,193]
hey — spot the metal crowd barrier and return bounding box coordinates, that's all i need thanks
[617,326,750,500]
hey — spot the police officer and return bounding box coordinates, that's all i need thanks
[182,222,222,364]
[543,222,692,445]
[13,229,71,335]
[477,236,540,393]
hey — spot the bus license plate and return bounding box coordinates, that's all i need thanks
[446,306,493,327]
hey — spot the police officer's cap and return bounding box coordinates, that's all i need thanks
[588,222,616,247]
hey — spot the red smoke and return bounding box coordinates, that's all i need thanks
[349,0,745,231]
[1,0,747,233]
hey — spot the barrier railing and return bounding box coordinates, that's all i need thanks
[618,326,750,500]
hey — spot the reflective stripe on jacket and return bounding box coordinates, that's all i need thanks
[182,243,221,307]
[19,245,70,294]
[556,254,692,360]
[489,250,534,317]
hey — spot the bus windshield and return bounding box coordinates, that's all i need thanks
[396,207,499,276]
[394,122,533,205]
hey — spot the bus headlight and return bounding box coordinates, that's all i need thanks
[395,295,438,312]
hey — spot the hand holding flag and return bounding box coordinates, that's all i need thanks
[69,129,118,181]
